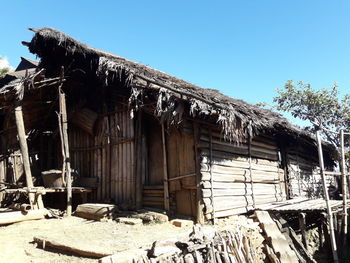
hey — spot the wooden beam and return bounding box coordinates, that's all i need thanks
[14,104,44,209]
[316,130,338,263]
[161,123,170,211]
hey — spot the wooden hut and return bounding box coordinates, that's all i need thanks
[0,28,336,222]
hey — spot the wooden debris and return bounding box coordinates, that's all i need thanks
[255,210,298,263]
[34,236,111,258]
[171,219,194,228]
[74,203,118,221]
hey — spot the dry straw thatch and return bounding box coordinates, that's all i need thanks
[1,27,328,148]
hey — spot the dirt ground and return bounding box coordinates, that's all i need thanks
[0,216,193,263]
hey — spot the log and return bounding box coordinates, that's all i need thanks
[0,209,48,225]
[74,203,118,221]
[34,236,111,258]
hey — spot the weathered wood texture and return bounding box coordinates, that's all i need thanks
[255,210,299,263]
[199,128,286,219]
[286,147,336,199]
[0,209,48,225]
[69,106,135,204]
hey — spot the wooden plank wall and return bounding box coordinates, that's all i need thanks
[286,149,336,199]
[69,107,135,205]
[198,127,286,219]
[167,122,196,216]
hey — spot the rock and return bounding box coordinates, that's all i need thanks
[171,219,194,228]
[99,249,147,263]
[149,240,181,257]
[190,224,216,243]
[134,209,169,223]
[116,217,143,225]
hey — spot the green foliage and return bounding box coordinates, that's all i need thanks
[0,67,10,77]
[273,80,350,146]
[0,56,11,77]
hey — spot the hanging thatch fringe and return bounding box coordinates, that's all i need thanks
[0,27,338,149]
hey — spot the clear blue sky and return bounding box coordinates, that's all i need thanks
[1,0,350,124]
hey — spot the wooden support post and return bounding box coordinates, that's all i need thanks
[340,130,348,245]
[316,131,338,263]
[248,123,256,208]
[135,111,143,209]
[209,128,216,224]
[193,123,205,224]
[59,90,72,216]
[322,212,331,251]
[298,213,308,250]
[161,123,170,211]
[318,222,323,250]
[14,104,44,209]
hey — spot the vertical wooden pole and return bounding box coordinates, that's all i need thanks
[316,130,338,263]
[193,123,205,224]
[319,222,324,250]
[298,213,308,250]
[248,123,255,209]
[14,104,44,209]
[161,123,170,211]
[135,111,143,209]
[340,130,348,245]
[59,91,72,216]
[209,128,216,224]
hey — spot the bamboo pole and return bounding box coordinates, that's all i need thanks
[14,104,44,209]
[316,130,338,263]
[340,130,348,245]
[59,90,72,216]
[161,123,170,211]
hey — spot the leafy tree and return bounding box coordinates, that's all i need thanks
[0,56,11,77]
[273,80,350,146]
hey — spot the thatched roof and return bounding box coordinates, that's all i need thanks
[1,27,333,152]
